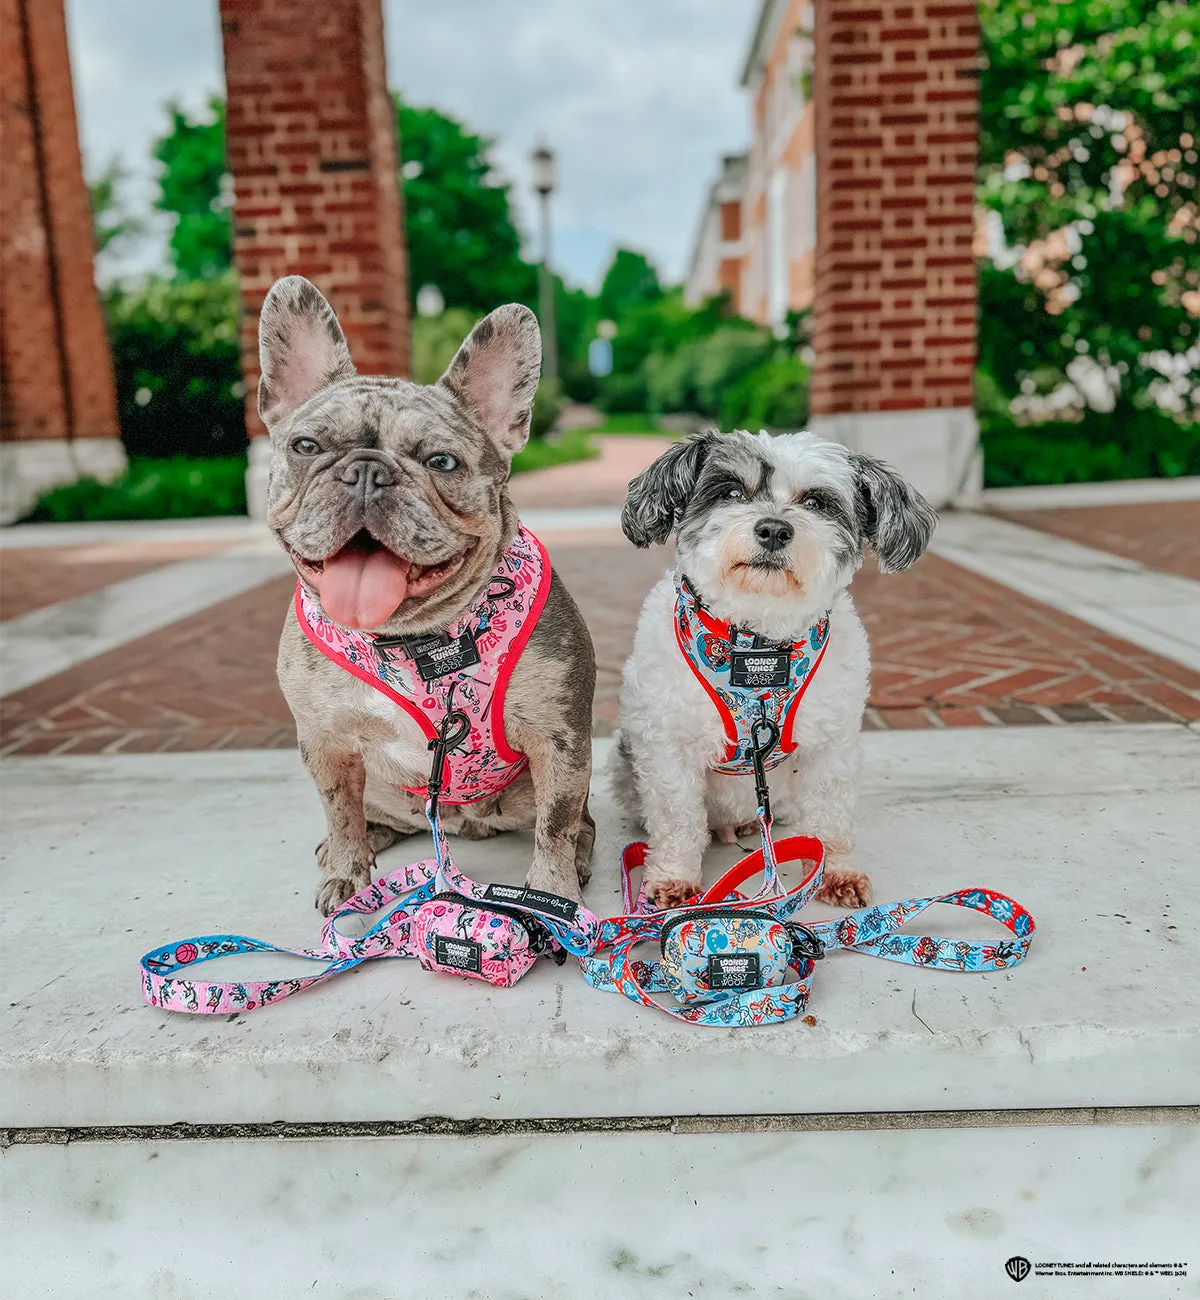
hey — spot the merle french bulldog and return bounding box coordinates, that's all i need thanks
[258,276,596,914]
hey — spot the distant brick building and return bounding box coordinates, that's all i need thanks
[219,0,410,515]
[0,0,123,524]
[686,1,816,327]
[686,0,981,506]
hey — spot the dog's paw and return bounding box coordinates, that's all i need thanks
[646,878,702,910]
[315,857,375,915]
[816,869,872,908]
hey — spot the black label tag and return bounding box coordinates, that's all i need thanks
[483,883,579,924]
[730,648,790,687]
[433,934,483,973]
[410,631,480,682]
[706,952,762,989]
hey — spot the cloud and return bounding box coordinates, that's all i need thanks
[66,0,754,288]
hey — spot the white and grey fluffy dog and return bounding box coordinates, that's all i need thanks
[610,429,937,909]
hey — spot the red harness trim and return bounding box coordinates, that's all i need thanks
[673,596,830,768]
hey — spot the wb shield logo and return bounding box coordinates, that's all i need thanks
[1005,1257,1032,1282]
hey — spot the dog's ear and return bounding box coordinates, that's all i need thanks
[257,276,355,429]
[438,304,542,460]
[622,434,713,548]
[850,453,938,573]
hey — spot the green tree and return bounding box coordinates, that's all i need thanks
[396,96,537,311]
[153,97,232,281]
[87,158,144,263]
[597,247,663,321]
[978,0,1200,421]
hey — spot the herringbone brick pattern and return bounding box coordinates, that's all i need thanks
[997,501,1200,583]
[2,535,1196,757]
[857,553,1200,728]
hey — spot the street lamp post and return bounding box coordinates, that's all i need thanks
[530,144,558,382]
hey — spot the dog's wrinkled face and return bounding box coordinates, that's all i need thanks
[622,429,937,628]
[256,276,541,633]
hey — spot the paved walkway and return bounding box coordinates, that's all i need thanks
[509,435,673,509]
[997,500,1200,582]
[1,451,1198,754]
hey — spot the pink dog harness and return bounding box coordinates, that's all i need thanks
[295,525,551,804]
[673,575,830,775]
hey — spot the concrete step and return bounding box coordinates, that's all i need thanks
[3,725,1198,1130]
[4,1123,1195,1299]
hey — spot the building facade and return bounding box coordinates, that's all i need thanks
[686,0,817,329]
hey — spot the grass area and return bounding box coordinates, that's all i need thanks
[511,428,598,474]
[24,456,247,522]
[575,411,662,436]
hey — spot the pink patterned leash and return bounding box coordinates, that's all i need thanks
[139,855,437,1014]
[140,698,602,1013]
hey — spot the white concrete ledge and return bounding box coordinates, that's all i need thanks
[3,726,1197,1129]
[983,475,1200,510]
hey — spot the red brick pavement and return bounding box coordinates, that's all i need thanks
[0,539,236,621]
[996,500,1200,583]
[2,535,1197,757]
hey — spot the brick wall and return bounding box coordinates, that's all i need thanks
[0,0,118,443]
[220,0,410,440]
[810,0,978,416]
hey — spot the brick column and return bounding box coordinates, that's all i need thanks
[219,0,409,515]
[808,0,980,506]
[0,0,124,522]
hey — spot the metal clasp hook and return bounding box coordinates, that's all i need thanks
[426,683,470,819]
[749,699,779,822]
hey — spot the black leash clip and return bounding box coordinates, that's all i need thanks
[426,683,471,820]
[788,922,825,963]
[749,699,780,823]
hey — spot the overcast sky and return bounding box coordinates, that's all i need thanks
[64,0,755,289]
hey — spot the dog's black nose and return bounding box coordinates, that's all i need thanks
[339,459,395,495]
[754,517,794,552]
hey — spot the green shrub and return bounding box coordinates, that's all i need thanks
[597,370,650,414]
[25,456,248,522]
[529,378,565,440]
[104,273,247,459]
[645,326,775,419]
[410,308,483,384]
[719,358,810,432]
[981,412,1200,487]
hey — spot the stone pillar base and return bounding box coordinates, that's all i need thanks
[809,407,982,510]
[0,438,128,525]
[246,436,272,521]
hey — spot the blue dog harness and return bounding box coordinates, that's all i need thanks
[673,575,830,774]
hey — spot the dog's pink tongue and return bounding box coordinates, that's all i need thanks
[319,547,409,628]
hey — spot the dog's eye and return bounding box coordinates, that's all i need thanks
[425,453,460,472]
[726,485,744,500]
[292,437,321,456]
[801,491,830,512]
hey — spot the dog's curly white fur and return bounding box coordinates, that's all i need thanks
[610,429,937,909]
